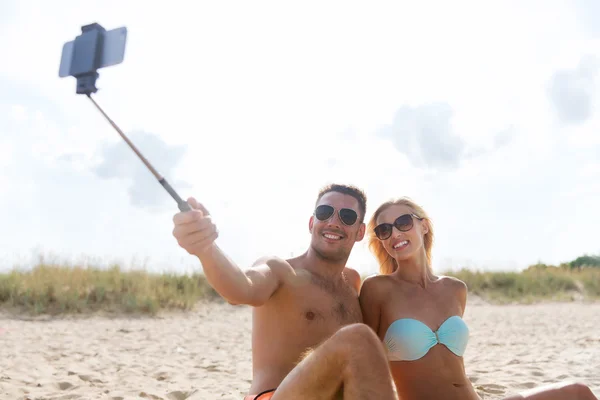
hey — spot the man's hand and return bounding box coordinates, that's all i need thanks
[171,198,284,306]
[172,197,218,257]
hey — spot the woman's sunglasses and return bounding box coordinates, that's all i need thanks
[314,204,359,226]
[374,213,423,240]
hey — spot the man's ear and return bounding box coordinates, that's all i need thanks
[356,222,366,242]
[309,215,315,233]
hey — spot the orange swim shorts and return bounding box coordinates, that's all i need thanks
[244,388,276,400]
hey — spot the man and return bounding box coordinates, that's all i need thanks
[172,184,397,400]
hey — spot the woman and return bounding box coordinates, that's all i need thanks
[358,197,597,400]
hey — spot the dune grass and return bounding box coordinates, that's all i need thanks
[445,265,600,304]
[578,267,600,298]
[2,255,599,316]
[0,260,218,317]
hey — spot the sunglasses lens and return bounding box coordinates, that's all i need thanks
[374,224,393,240]
[315,205,334,221]
[394,214,414,231]
[339,209,358,225]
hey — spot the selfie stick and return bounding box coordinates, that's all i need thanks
[86,95,191,212]
[59,23,191,212]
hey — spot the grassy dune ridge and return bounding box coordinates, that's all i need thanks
[1,255,599,315]
[445,266,600,304]
[0,261,219,316]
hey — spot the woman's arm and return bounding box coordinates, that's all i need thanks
[358,276,383,337]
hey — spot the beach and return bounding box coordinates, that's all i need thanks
[1,299,599,400]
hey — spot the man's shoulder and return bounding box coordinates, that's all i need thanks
[343,266,362,292]
[343,266,361,281]
[252,255,293,269]
[249,255,297,282]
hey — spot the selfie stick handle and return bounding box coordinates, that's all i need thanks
[86,93,191,212]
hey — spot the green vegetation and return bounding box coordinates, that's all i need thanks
[0,259,218,317]
[445,266,600,304]
[569,254,600,269]
[444,253,600,303]
[1,253,598,316]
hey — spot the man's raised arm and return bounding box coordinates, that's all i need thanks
[171,197,291,306]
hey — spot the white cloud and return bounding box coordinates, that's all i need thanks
[377,102,467,170]
[10,105,27,121]
[548,54,599,124]
[91,131,190,211]
[578,162,600,178]
[1,1,600,276]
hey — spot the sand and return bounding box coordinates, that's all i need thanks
[1,299,599,400]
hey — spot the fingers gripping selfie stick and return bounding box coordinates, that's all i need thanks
[58,23,191,212]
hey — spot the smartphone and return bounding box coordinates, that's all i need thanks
[59,25,127,78]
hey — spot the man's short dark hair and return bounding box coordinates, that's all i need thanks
[315,183,367,222]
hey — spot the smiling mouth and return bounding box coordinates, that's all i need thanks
[323,233,343,241]
[393,240,409,249]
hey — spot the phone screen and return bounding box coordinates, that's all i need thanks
[59,27,127,78]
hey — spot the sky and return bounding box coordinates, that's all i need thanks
[1,1,599,276]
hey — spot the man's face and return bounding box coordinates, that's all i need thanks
[308,191,366,262]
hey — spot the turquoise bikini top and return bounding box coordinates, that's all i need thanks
[383,315,469,361]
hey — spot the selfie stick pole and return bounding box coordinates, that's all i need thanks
[61,22,191,212]
[58,22,191,211]
[85,94,191,212]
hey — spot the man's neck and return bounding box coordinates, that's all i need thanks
[298,247,348,280]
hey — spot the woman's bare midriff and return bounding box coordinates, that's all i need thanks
[390,346,481,400]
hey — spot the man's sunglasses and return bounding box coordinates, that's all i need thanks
[314,204,359,226]
[374,213,423,240]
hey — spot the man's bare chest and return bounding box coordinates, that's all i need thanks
[306,293,361,324]
[287,281,363,327]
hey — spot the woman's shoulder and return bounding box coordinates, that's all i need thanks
[435,275,468,311]
[436,275,468,293]
[359,273,395,296]
[362,273,395,285]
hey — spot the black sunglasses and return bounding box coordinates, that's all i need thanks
[374,213,423,240]
[314,204,359,226]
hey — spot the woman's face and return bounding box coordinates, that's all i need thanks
[375,204,428,263]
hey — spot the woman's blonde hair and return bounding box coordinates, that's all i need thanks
[367,197,435,275]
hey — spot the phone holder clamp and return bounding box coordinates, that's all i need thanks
[71,23,107,95]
